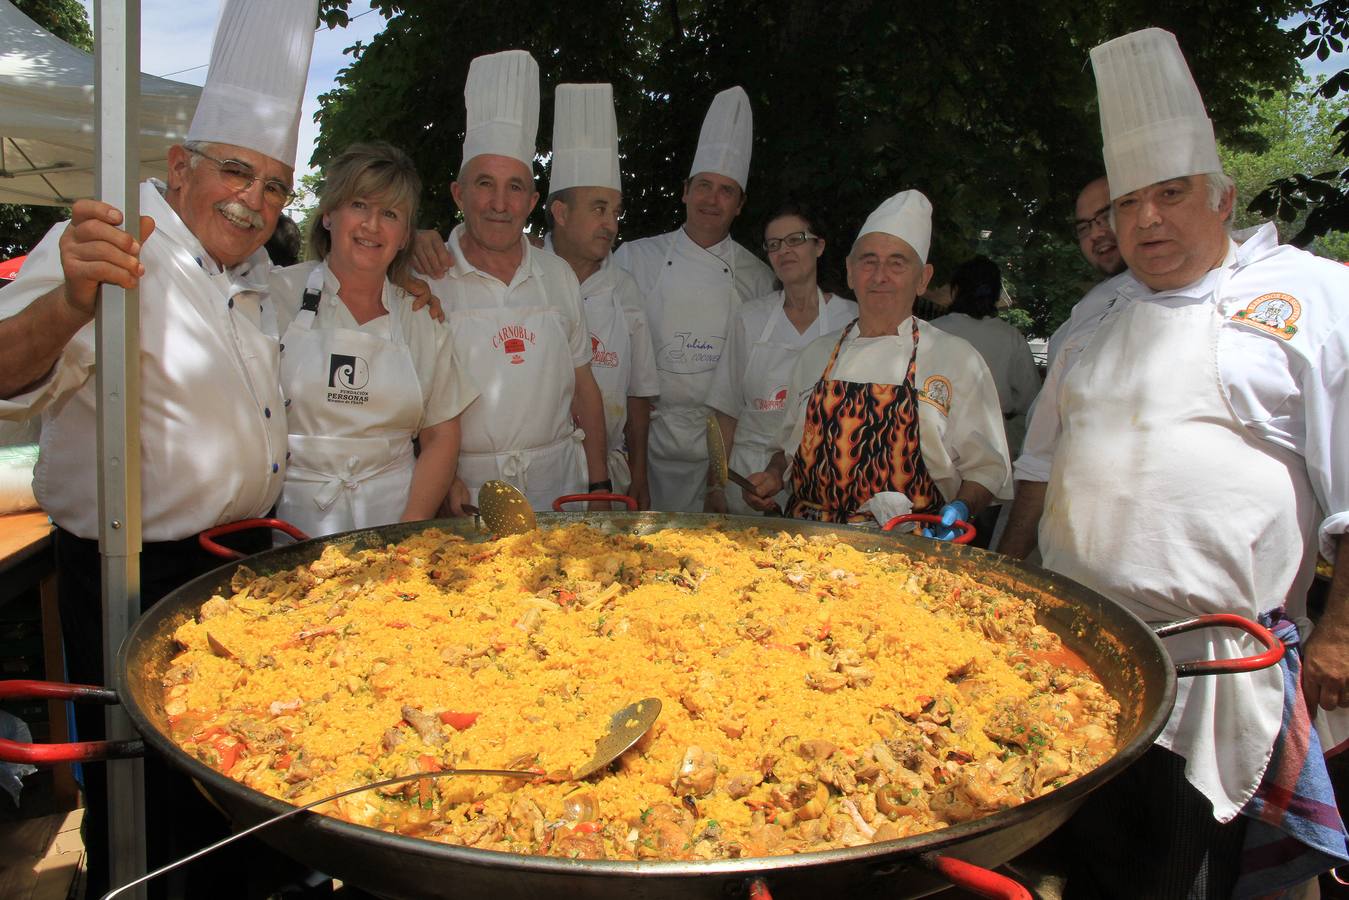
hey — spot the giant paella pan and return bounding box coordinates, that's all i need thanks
[0,510,1283,899]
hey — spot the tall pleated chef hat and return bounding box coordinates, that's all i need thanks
[688,86,753,190]
[185,0,319,170]
[462,50,540,172]
[854,190,933,263]
[1092,28,1221,200]
[548,84,622,195]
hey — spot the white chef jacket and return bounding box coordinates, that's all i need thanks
[542,236,660,451]
[613,228,775,336]
[1015,223,1349,561]
[267,261,479,434]
[930,312,1041,453]
[706,291,859,422]
[1044,271,1130,368]
[423,226,592,455]
[773,317,1013,504]
[612,227,774,510]
[0,180,288,541]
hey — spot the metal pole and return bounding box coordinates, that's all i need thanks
[94,1,146,894]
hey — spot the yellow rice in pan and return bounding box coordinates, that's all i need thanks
[162,523,1119,860]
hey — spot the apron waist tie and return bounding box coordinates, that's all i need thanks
[287,449,412,512]
[460,430,585,493]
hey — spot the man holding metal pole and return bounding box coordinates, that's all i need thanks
[0,2,318,894]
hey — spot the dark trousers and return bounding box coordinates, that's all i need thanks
[1062,745,1248,899]
[56,527,315,899]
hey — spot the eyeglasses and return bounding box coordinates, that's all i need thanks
[188,148,296,208]
[763,231,817,253]
[1071,206,1111,239]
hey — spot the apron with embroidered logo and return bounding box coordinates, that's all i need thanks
[785,318,944,523]
[727,290,844,515]
[645,231,738,511]
[584,286,635,493]
[449,296,585,510]
[278,264,423,537]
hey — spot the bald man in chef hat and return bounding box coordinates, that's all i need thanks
[421,51,609,513]
[0,1,321,893]
[542,84,660,507]
[746,190,1011,532]
[1005,27,1349,897]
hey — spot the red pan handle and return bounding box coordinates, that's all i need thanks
[552,493,640,512]
[881,513,977,545]
[1153,613,1284,678]
[198,517,310,559]
[922,854,1033,899]
[745,855,1029,900]
[0,680,144,763]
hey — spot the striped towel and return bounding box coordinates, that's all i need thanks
[1235,611,1349,899]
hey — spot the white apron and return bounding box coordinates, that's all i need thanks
[647,232,738,511]
[278,265,423,537]
[726,291,846,514]
[1040,275,1318,821]
[584,288,634,493]
[449,298,585,510]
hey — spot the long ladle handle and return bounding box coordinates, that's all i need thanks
[102,767,537,900]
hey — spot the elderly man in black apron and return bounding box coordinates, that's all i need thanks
[744,190,1011,532]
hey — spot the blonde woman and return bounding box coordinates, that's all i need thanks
[268,142,478,536]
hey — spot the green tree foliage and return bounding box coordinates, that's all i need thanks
[313,0,1304,335]
[1221,74,1349,258]
[1,0,94,260]
[1250,2,1349,244]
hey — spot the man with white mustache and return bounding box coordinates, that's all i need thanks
[0,2,314,894]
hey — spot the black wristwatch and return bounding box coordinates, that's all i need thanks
[588,479,613,493]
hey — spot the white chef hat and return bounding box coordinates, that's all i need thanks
[462,50,539,172]
[548,84,622,195]
[688,86,753,190]
[185,0,318,170]
[1092,28,1221,200]
[854,190,933,263]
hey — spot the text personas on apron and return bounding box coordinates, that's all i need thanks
[278,264,423,537]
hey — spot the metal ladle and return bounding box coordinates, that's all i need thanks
[474,478,538,535]
[706,414,780,514]
[104,697,663,899]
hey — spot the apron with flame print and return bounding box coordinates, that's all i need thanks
[785,319,944,523]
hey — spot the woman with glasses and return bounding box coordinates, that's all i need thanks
[705,202,856,514]
[268,142,479,537]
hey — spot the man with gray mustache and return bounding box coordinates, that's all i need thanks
[0,1,314,894]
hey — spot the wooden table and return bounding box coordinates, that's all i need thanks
[0,510,78,808]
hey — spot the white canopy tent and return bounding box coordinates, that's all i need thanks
[0,0,199,206]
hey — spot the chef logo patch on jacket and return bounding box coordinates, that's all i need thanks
[920,376,951,416]
[493,323,537,365]
[328,354,370,404]
[1233,292,1300,339]
[753,386,788,412]
[590,333,619,368]
[657,332,722,374]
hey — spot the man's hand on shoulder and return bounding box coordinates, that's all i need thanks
[411,229,453,279]
[59,200,156,320]
[402,275,445,323]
